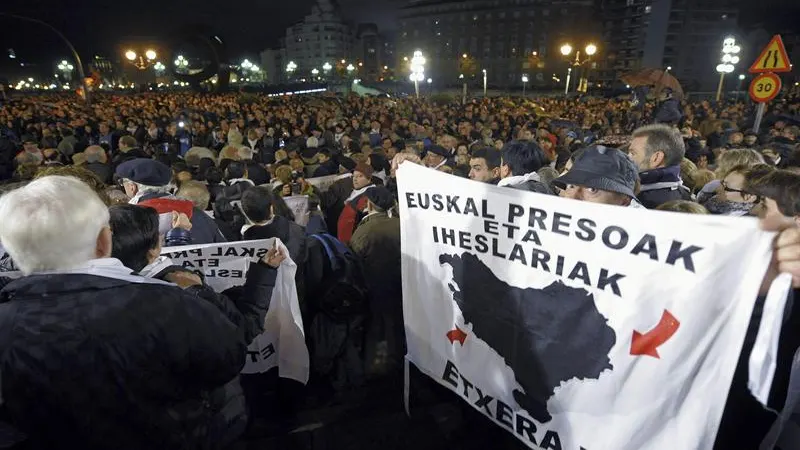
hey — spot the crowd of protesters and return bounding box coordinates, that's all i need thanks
[0,84,799,449]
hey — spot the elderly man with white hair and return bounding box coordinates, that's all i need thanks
[0,176,246,448]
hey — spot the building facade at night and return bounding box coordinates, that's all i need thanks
[598,0,741,91]
[396,0,599,88]
[282,0,356,80]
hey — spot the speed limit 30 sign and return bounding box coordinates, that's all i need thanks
[749,73,782,103]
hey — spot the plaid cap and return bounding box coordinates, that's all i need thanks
[554,145,638,198]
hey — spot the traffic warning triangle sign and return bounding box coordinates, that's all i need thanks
[749,35,792,73]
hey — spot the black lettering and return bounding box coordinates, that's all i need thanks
[194,259,205,267]
[540,430,563,450]
[464,198,479,216]
[521,229,541,245]
[509,244,527,265]
[246,350,260,363]
[189,249,202,256]
[475,234,489,253]
[446,196,462,214]
[460,374,474,397]
[260,343,276,359]
[666,241,703,273]
[482,199,495,219]
[442,360,460,388]
[432,227,439,243]
[255,248,268,258]
[503,223,521,239]
[567,262,591,286]
[442,228,456,246]
[631,234,659,261]
[207,259,219,267]
[597,269,625,297]
[224,247,239,257]
[531,249,551,271]
[473,387,494,415]
[602,226,629,250]
[552,212,571,236]
[508,203,524,224]
[418,193,430,209]
[458,231,472,250]
[211,248,223,256]
[555,254,565,276]
[484,220,499,236]
[182,260,196,268]
[174,251,189,258]
[432,193,444,211]
[495,400,513,429]
[528,207,548,230]
[491,238,506,258]
[239,247,255,258]
[231,270,243,278]
[515,414,538,444]
[406,192,417,209]
[576,218,596,241]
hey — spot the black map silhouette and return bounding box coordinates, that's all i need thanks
[440,252,616,423]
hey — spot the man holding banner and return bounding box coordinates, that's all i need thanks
[397,161,798,449]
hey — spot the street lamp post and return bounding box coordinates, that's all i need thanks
[521,74,529,97]
[311,68,320,80]
[482,69,487,97]
[561,42,597,94]
[715,37,740,102]
[286,61,297,82]
[409,50,426,98]
[322,62,332,80]
[736,74,746,99]
[57,59,74,82]
[126,49,157,70]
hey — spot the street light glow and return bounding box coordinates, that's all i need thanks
[346,63,355,72]
[125,50,136,61]
[585,44,597,56]
[521,75,529,83]
[286,61,297,73]
[322,62,332,71]
[145,49,157,60]
[560,44,573,56]
[462,53,468,59]
[738,74,746,80]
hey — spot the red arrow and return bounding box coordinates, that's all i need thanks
[630,310,680,359]
[446,327,468,346]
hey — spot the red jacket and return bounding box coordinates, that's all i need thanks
[337,193,370,245]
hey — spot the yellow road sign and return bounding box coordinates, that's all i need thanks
[749,73,782,103]
[749,35,792,73]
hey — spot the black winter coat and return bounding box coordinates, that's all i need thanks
[0,274,246,450]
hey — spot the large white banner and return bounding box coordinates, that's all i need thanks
[397,163,790,450]
[306,173,351,193]
[161,239,309,384]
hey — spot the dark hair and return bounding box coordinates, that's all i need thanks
[108,205,160,272]
[745,165,800,216]
[500,140,548,175]
[470,147,502,170]
[226,161,246,180]
[241,186,274,222]
[172,161,190,174]
[205,166,223,184]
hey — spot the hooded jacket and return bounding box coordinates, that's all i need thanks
[638,165,693,209]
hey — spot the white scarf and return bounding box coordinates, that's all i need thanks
[34,258,171,286]
[497,171,542,188]
[346,184,374,203]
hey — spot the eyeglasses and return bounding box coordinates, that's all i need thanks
[721,181,761,203]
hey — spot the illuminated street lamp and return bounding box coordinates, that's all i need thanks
[57,59,74,82]
[174,54,188,68]
[241,58,253,69]
[522,74,529,97]
[311,68,320,80]
[560,42,598,94]
[322,62,332,72]
[126,49,157,70]
[153,61,166,76]
[716,37,740,102]
[482,69,487,97]
[409,50,426,98]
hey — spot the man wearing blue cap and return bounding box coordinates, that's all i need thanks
[554,145,643,207]
[116,159,226,244]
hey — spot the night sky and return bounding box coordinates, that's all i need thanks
[0,0,399,74]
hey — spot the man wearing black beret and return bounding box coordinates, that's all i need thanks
[116,159,226,243]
